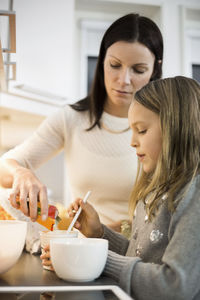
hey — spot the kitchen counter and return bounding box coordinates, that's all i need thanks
[0,252,133,300]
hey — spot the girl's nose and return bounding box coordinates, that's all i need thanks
[131,141,137,148]
[131,134,138,148]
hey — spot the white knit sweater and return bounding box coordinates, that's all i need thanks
[2,105,138,224]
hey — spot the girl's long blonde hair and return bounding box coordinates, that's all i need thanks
[129,76,200,220]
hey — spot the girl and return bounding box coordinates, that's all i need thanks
[67,76,200,300]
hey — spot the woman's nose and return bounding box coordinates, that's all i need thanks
[119,69,131,85]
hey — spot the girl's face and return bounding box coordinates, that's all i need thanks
[128,101,162,174]
[103,41,155,117]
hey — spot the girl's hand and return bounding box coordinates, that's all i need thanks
[9,166,48,221]
[40,245,54,272]
[68,198,103,238]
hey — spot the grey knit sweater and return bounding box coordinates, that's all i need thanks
[103,175,200,300]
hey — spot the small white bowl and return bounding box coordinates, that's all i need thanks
[50,238,108,282]
[0,220,27,274]
[40,230,78,270]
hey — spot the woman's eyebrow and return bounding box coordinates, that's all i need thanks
[108,55,121,62]
[134,63,149,67]
[108,55,149,66]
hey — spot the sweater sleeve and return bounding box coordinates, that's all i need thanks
[104,178,200,300]
[1,108,65,170]
[102,224,130,255]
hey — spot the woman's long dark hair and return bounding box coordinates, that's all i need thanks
[71,13,163,130]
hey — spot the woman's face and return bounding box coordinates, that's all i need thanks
[103,41,155,117]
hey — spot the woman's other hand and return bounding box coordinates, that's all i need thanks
[68,198,103,238]
[40,245,54,272]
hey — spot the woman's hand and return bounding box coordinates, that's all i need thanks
[40,245,54,271]
[68,198,103,238]
[9,165,48,221]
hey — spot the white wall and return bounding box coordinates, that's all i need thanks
[13,0,76,100]
[181,6,200,76]
[161,2,182,77]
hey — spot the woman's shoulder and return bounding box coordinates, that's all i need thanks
[62,103,89,122]
[63,97,89,117]
[47,103,88,124]
[69,97,90,111]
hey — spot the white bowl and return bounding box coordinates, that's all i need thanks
[40,230,78,270]
[0,220,27,274]
[40,230,78,248]
[50,238,108,282]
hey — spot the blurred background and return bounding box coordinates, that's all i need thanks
[0,0,200,205]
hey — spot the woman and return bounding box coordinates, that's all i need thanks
[0,13,163,232]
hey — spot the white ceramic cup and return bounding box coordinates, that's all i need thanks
[0,220,27,274]
[40,230,78,270]
[50,238,108,282]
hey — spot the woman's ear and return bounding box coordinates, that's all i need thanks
[150,59,162,81]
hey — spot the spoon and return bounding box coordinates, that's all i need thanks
[66,191,91,233]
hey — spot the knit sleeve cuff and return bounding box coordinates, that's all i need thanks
[103,250,141,295]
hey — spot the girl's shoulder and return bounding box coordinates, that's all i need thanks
[182,175,200,200]
[167,174,200,239]
[172,175,200,218]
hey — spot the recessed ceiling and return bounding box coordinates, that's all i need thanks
[75,0,160,19]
